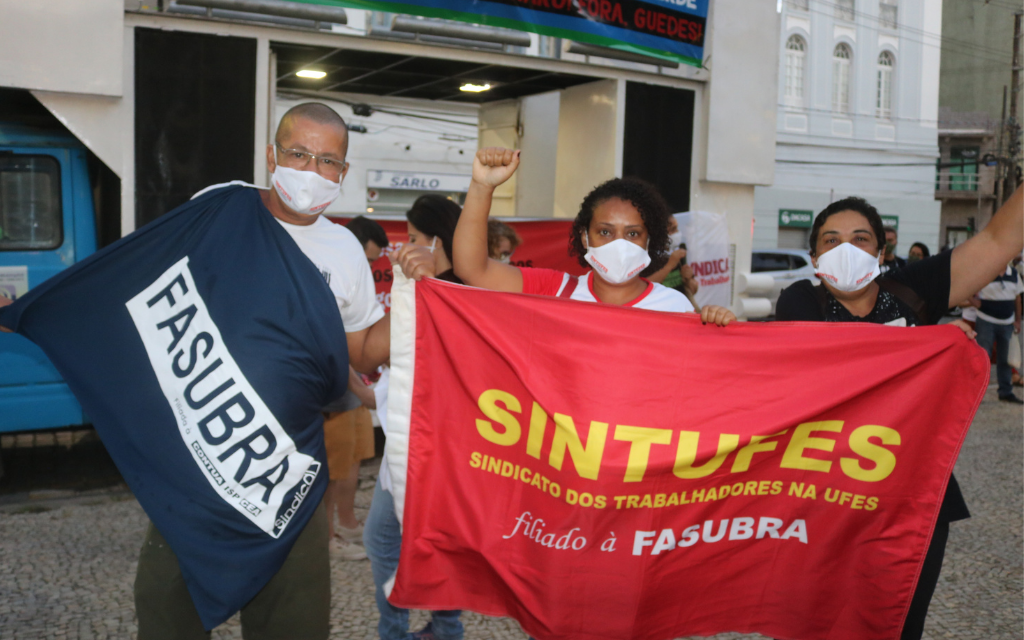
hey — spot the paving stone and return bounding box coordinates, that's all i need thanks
[0,391,1018,639]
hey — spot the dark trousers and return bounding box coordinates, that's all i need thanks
[900,520,949,640]
[134,502,330,640]
[976,318,1015,398]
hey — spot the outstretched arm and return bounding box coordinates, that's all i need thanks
[453,148,524,292]
[948,186,1023,307]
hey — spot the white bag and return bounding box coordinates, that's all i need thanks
[683,210,732,309]
[1009,332,1022,370]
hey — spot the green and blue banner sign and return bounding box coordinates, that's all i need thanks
[296,0,708,67]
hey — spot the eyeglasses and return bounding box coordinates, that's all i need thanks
[275,144,349,178]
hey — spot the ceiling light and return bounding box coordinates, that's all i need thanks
[366,207,375,213]
[460,83,492,93]
[296,69,327,79]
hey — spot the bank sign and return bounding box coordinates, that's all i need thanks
[367,170,471,193]
[778,209,813,228]
[881,215,899,230]
[302,0,708,66]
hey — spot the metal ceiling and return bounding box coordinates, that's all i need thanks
[273,43,598,103]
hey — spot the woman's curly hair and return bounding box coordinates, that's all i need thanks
[568,177,672,277]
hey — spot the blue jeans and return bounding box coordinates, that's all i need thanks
[363,479,464,640]
[976,318,1015,397]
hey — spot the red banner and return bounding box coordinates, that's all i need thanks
[328,217,585,311]
[384,271,989,640]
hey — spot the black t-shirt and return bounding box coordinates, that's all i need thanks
[775,250,969,522]
[776,250,952,326]
[880,254,907,274]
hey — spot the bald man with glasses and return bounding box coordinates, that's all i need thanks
[134,102,390,640]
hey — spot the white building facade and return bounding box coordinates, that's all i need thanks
[753,0,943,255]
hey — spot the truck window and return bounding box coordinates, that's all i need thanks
[0,155,63,250]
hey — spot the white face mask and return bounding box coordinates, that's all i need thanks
[498,255,512,265]
[271,165,342,216]
[667,230,683,250]
[584,236,652,285]
[814,242,881,292]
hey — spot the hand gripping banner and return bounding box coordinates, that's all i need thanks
[0,186,348,629]
[383,268,988,640]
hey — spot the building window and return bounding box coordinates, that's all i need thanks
[832,44,852,114]
[944,147,980,191]
[835,0,855,21]
[876,51,894,119]
[786,0,809,10]
[879,0,898,29]
[0,155,64,251]
[785,35,807,107]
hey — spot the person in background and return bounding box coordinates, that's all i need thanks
[908,242,930,263]
[973,262,1024,404]
[405,195,462,283]
[363,194,465,640]
[1016,255,1024,387]
[648,214,698,297]
[487,219,521,263]
[321,368,376,560]
[318,215,393,560]
[775,186,1024,640]
[348,215,391,263]
[880,225,906,273]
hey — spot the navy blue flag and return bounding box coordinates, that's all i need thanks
[0,185,347,629]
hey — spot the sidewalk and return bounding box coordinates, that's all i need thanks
[0,389,1019,639]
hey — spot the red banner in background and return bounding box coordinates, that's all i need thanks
[329,217,585,311]
[384,274,989,640]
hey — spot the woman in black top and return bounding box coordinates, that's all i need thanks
[405,194,464,284]
[775,186,1023,639]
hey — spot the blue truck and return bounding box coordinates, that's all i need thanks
[0,123,98,433]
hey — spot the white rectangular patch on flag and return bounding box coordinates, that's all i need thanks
[126,257,319,537]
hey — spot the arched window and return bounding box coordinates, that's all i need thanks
[832,44,852,114]
[785,35,807,106]
[876,51,894,118]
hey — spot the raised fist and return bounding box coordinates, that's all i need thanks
[472,147,520,188]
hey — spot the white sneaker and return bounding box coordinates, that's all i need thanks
[330,536,367,561]
[336,521,364,542]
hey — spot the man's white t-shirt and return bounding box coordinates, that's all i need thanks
[276,215,384,333]
[975,266,1024,326]
[191,182,384,333]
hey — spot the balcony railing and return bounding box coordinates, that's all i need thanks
[935,171,979,192]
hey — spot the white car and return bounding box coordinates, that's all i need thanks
[750,249,819,315]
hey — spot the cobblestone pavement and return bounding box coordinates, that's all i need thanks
[0,389,1019,640]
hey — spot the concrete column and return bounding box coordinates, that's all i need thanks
[478,100,520,217]
[515,91,560,218]
[553,79,623,219]
[254,37,271,187]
